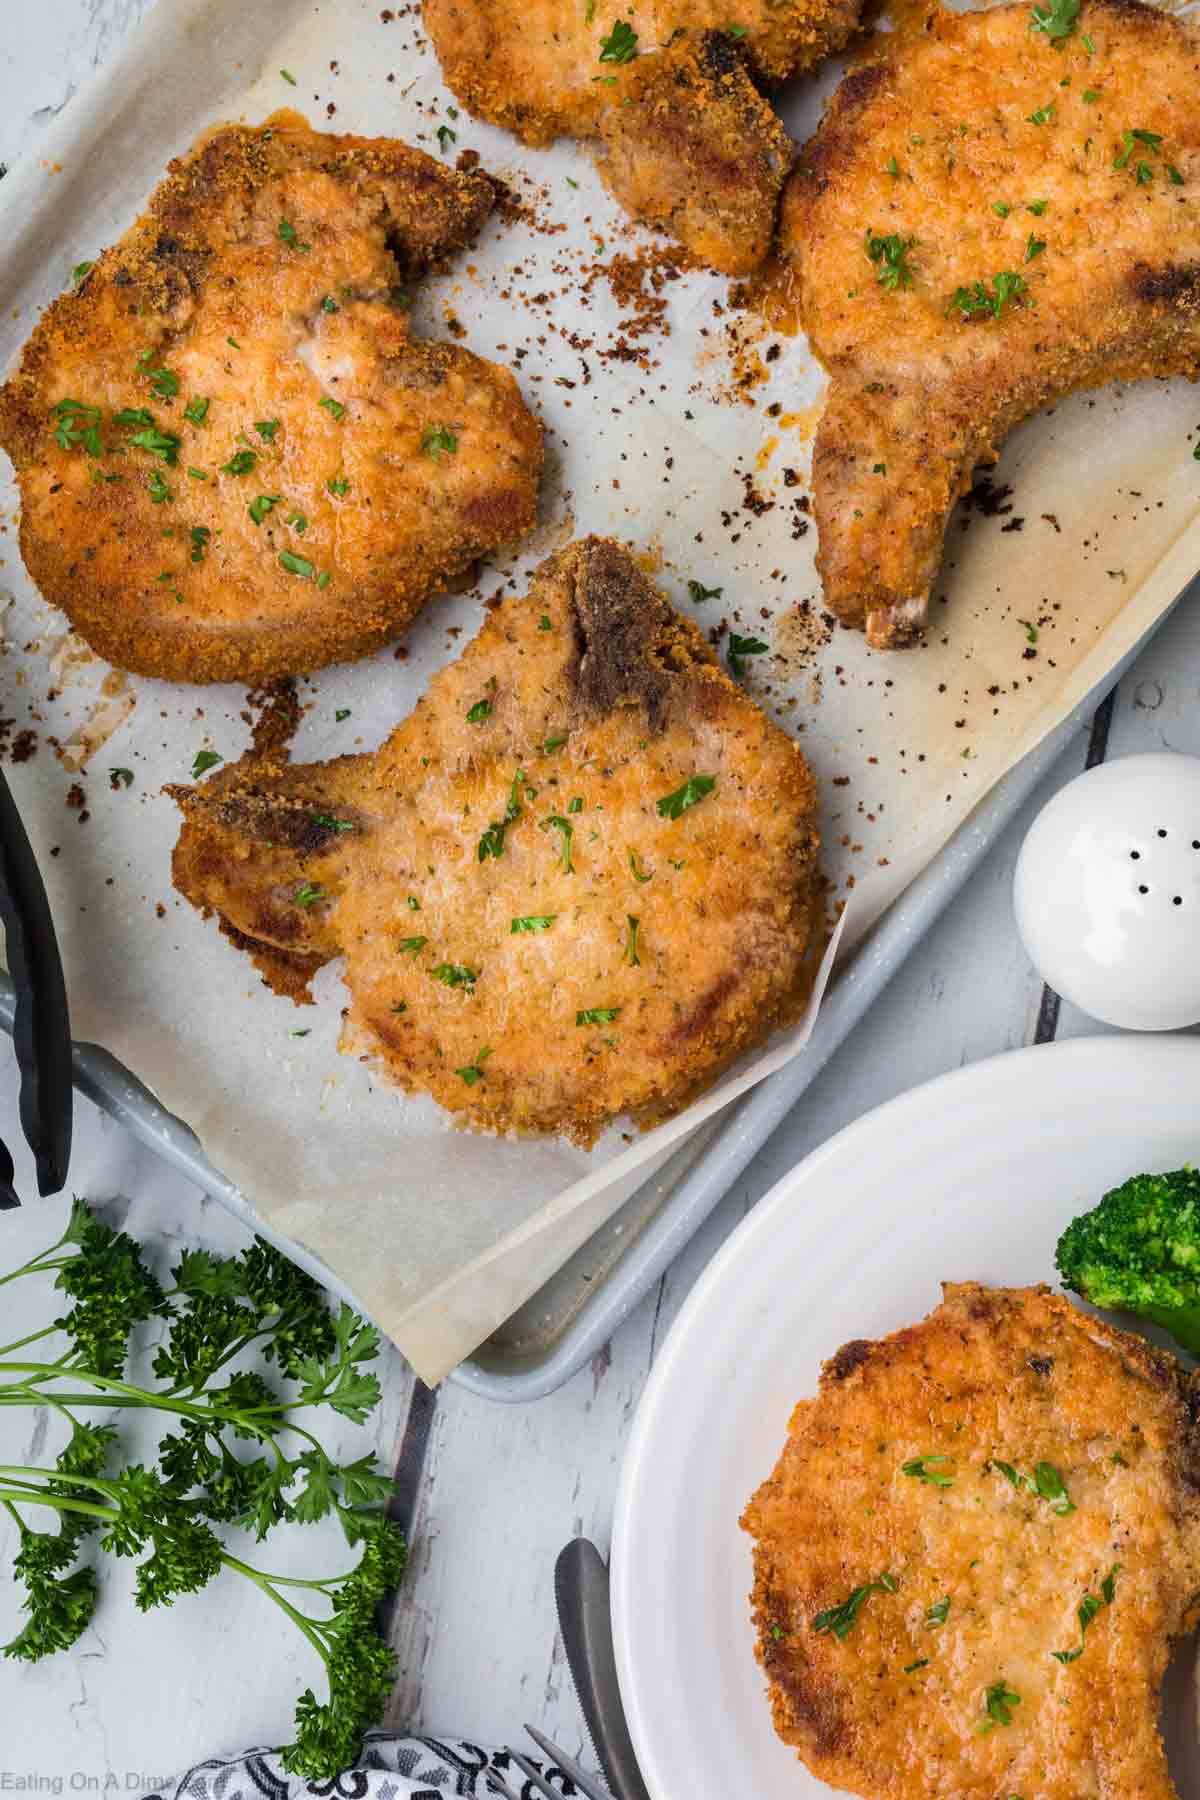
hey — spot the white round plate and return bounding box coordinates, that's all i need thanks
[612,1035,1200,1800]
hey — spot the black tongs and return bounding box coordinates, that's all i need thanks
[0,766,72,1207]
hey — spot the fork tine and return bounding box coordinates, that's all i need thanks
[522,1726,617,1800]
[509,1752,568,1800]
[486,1772,525,1800]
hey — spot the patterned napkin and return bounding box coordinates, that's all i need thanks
[150,1737,576,1800]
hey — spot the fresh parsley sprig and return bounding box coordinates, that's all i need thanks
[0,1200,404,1777]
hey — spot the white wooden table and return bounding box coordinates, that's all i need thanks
[1,0,1197,1785]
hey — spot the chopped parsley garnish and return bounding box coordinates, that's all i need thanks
[249,494,281,525]
[576,1006,620,1026]
[901,1454,955,1488]
[466,699,492,724]
[1029,0,1079,44]
[1027,198,1049,215]
[988,1457,1075,1514]
[109,767,134,789]
[598,19,638,61]
[657,774,716,819]
[53,398,104,456]
[628,848,653,882]
[728,633,769,679]
[1051,1565,1119,1663]
[421,425,458,458]
[978,1681,1021,1733]
[319,396,346,422]
[538,614,553,630]
[277,218,310,252]
[813,1572,898,1640]
[625,914,641,966]
[288,511,309,534]
[71,259,93,285]
[255,419,281,441]
[1082,87,1100,102]
[336,708,352,721]
[865,231,916,291]
[887,156,900,177]
[431,962,479,992]
[407,896,421,910]
[294,882,326,909]
[727,23,748,35]
[567,797,583,814]
[542,734,566,753]
[904,1659,930,1673]
[313,813,356,833]
[327,475,350,495]
[436,125,457,152]
[1114,127,1163,172]
[1027,103,1055,125]
[280,67,297,83]
[543,813,575,872]
[478,769,527,862]
[189,525,211,563]
[147,469,174,504]
[1168,165,1185,185]
[127,422,181,463]
[112,407,154,427]
[398,936,427,956]
[221,449,257,476]
[687,578,723,603]
[993,201,1011,217]
[511,915,555,933]
[279,551,316,579]
[1019,617,1039,644]
[1025,234,1047,262]
[456,1046,493,1086]
[190,749,223,778]
[183,396,210,426]
[146,366,179,400]
[925,1596,951,1627]
[950,272,1028,320]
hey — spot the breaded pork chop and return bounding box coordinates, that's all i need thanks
[742,1283,1200,1800]
[421,0,860,274]
[779,0,1200,648]
[169,538,821,1146]
[0,123,542,684]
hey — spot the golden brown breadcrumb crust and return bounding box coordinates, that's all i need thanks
[742,1283,1200,1799]
[595,36,792,277]
[780,0,1200,647]
[0,122,543,684]
[420,0,861,272]
[170,537,821,1145]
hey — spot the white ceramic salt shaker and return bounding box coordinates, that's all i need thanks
[1013,751,1200,1030]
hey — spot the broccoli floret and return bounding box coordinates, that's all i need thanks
[1055,1167,1200,1356]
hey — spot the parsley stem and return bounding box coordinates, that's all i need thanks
[220,1552,333,1668]
[0,1495,27,1536]
[0,1363,284,1419]
[0,1251,75,1289]
[0,1486,115,1524]
[0,1325,61,1358]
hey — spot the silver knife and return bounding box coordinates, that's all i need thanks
[554,1539,652,1800]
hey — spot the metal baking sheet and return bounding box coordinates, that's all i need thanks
[1,586,1186,1397]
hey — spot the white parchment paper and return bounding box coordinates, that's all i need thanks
[1,0,1198,1382]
